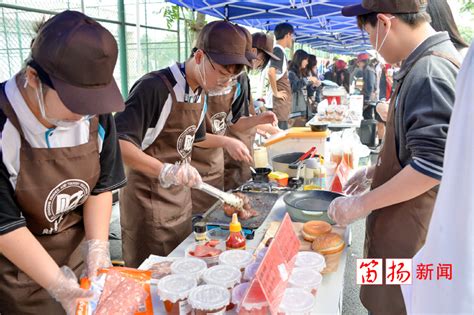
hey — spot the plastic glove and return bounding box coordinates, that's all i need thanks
[84,239,112,279]
[328,196,371,226]
[224,138,253,164]
[159,161,202,188]
[46,266,93,315]
[343,166,375,196]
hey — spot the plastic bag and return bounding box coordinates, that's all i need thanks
[76,267,153,315]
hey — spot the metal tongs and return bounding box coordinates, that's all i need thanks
[196,182,244,210]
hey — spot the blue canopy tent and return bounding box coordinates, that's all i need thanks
[167,0,372,54]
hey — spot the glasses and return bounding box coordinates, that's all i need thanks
[203,51,241,86]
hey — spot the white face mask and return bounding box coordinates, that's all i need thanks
[197,55,235,96]
[35,83,90,128]
[374,17,395,58]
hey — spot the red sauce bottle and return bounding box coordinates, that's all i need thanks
[226,213,246,250]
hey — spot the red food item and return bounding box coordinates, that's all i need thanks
[95,270,148,315]
[206,239,220,247]
[189,242,222,258]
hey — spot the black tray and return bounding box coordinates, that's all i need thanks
[203,192,281,230]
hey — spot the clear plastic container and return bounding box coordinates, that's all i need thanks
[157,274,197,315]
[218,250,254,273]
[202,265,242,289]
[278,288,315,315]
[255,247,268,263]
[289,267,323,296]
[203,265,242,311]
[170,258,207,282]
[243,262,261,282]
[232,282,269,315]
[188,284,230,315]
[294,251,326,273]
[185,241,225,267]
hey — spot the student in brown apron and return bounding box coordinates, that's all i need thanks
[0,11,126,314]
[268,23,294,130]
[116,21,251,268]
[191,27,280,214]
[224,31,282,191]
[329,1,461,314]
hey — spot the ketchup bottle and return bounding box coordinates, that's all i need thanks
[226,213,246,250]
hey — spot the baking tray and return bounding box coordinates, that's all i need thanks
[203,192,281,230]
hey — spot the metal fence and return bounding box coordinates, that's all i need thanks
[0,0,185,97]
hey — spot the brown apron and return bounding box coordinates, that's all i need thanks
[191,87,236,215]
[272,71,292,124]
[120,70,204,267]
[360,52,461,315]
[0,85,100,315]
[224,95,257,191]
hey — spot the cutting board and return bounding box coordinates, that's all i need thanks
[203,192,281,230]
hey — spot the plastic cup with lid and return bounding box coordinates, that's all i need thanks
[203,265,242,289]
[289,267,323,296]
[170,257,207,282]
[294,251,326,273]
[157,274,197,315]
[243,262,261,282]
[203,264,242,311]
[232,282,269,315]
[218,250,254,273]
[188,284,230,315]
[255,247,268,263]
[278,288,315,315]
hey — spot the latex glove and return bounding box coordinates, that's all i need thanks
[159,161,202,188]
[328,196,372,226]
[376,101,389,122]
[224,138,253,164]
[84,239,112,279]
[343,166,375,196]
[46,266,93,315]
[258,111,278,126]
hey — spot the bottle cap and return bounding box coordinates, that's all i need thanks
[229,213,242,233]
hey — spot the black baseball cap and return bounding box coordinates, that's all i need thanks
[31,10,125,115]
[342,0,428,17]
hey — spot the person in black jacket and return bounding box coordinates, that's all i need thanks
[288,50,319,120]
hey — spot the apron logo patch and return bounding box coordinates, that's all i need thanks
[177,125,197,159]
[211,112,227,135]
[44,179,90,224]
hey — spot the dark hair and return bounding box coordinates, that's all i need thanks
[357,11,431,29]
[289,49,309,77]
[427,0,468,50]
[257,49,271,70]
[274,23,294,40]
[304,54,318,77]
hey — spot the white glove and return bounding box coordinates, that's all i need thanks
[159,161,202,188]
[343,166,375,196]
[83,239,112,279]
[46,266,93,315]
[328,196,372,226]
